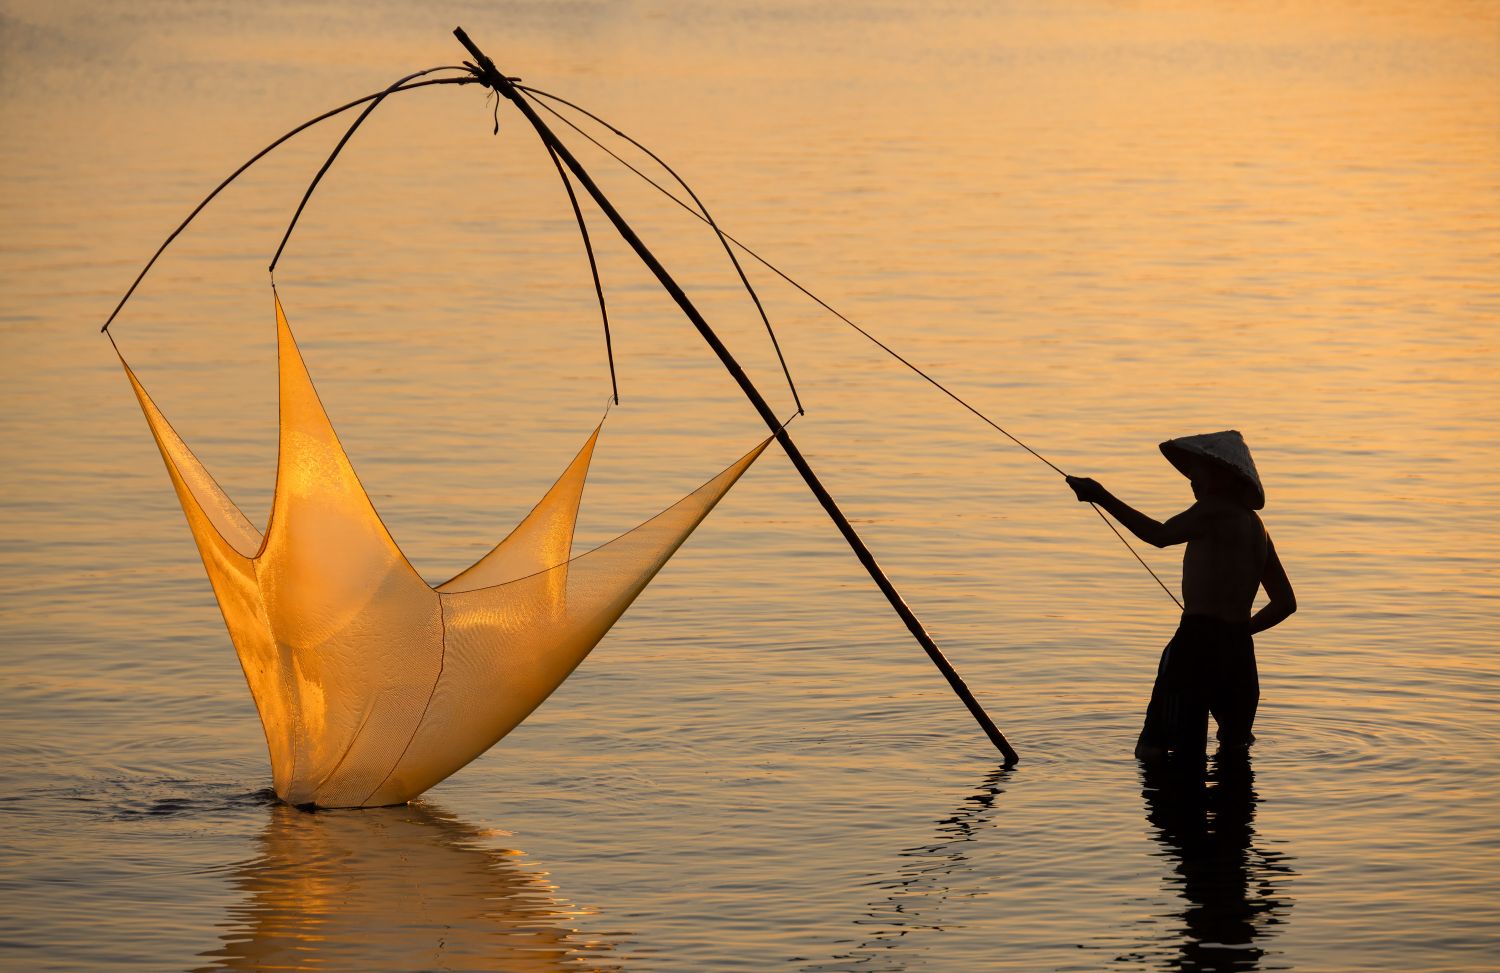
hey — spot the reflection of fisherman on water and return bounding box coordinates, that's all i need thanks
[194,799,622,973]
[807,768,1012,972]
[1139,751,1296,972]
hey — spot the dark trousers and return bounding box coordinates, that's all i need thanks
[1139,614,1259,756]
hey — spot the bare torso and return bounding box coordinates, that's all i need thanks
[1065,472,1295,635]
[1180,499,1267,622]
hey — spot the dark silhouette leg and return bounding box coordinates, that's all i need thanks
[1211,636,1259,748]
[1138,623,1210,760]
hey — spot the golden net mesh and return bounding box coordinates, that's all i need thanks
[120,294,768,807]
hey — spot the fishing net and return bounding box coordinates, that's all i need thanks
[120,293,768,807]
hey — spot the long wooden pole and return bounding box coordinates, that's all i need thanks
[454,27,1017,764]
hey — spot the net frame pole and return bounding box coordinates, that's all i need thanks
[454,28,1017,764]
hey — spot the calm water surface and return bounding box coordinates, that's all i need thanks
[2,2,1497,970]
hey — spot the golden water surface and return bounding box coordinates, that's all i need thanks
[1,2,1497,970]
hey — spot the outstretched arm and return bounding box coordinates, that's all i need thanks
[1250,536,1296,634]
[1066,476,1206,548]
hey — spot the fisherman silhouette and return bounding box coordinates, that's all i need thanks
[1066,432,1296,761]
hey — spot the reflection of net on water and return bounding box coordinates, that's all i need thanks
[121,294,768,808]
[194,802,625,972]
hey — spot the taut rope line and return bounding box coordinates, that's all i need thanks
[514,85,1182,609]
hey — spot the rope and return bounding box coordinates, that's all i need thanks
[516,84,804,417]
[519,87,1065,468]
[517,85,1182,609]
[1090,506,1183,609]
[101,70,477,333]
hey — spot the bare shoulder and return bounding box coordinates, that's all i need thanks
[1201,497,1260,527]
[1196,500,1266,549]
[1158,500,1212,544]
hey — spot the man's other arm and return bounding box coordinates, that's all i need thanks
[1250,537,1296,634]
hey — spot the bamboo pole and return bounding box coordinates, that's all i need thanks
[454,27,1018,764]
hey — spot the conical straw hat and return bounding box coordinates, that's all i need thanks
[1159,430,1264,509]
